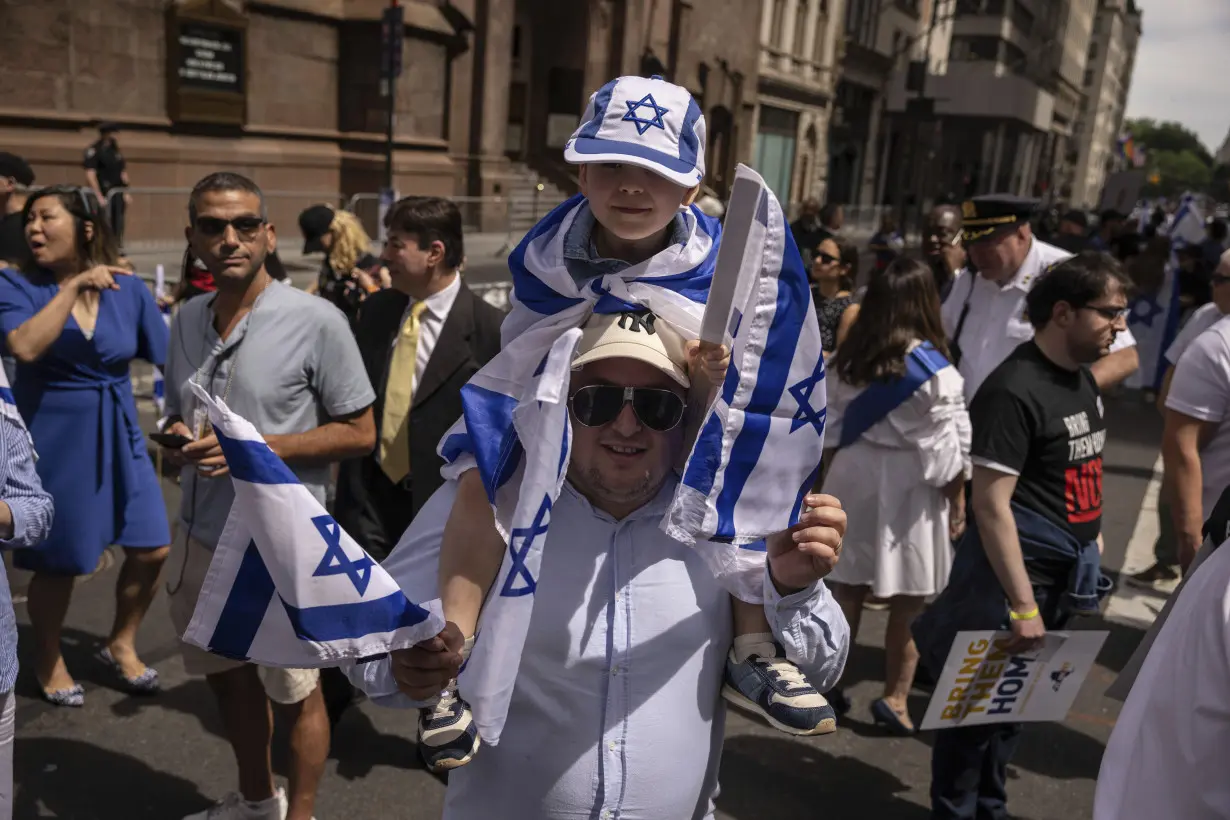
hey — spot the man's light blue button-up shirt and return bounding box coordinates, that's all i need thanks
[350,477,850,820]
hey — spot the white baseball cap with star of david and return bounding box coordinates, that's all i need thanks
[564,75,707,188]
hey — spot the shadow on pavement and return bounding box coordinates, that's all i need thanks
[15,736,210,819]
[717,734,929,819]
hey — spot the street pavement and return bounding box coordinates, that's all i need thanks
[9,256,1166,819]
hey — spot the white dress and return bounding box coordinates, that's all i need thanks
[822,344,972,597]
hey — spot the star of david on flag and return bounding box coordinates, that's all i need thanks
[788,360,827,436]
[182,385,443,668]
[623,93,670,135]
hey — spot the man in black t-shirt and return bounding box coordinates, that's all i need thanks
[0,152,34,270]
[920,252,1130,820]
[83,122,130,247]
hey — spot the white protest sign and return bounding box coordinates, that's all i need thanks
[920,630,1108,731]
[699,165,766,347]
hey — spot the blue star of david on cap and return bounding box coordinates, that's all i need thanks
[311,514,374,597]
[501,495,552,598]
[1128,294,1164,328]
[788,361,827,436]
[623,93,670,136]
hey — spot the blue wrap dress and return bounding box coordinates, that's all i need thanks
[0,268,171,575]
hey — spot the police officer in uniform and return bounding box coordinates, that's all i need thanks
[83,122,130,248]
[941,194,1140,402]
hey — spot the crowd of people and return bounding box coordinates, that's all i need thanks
[0,70,1223,820]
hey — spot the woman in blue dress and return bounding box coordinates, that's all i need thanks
[0,186,170,706]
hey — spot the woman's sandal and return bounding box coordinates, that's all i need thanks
[97,647,161,695]
[41,683,85,708]
[870,698,916,736]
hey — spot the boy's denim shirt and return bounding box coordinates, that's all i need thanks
[562,201,690,285]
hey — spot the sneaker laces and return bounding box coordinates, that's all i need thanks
[427,685,460,721]
[755,655,814,692]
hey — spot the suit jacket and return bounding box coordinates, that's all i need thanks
[334,283,504,557]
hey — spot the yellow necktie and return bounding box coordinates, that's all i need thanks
[379,301,429,483]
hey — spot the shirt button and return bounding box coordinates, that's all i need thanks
[610,665,620,676]
[608,740,617,751]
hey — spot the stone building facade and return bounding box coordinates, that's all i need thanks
[0,0,471,246]
[0,0,770,245]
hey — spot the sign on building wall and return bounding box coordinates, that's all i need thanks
[176,23,244,95]
[166,0,248,126]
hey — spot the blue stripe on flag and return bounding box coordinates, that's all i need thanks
[282,591,432,642]
[713,225,811,541]
[215,430,300,485]
[510,195,588,317]
[444,383,524,502]
[0,387,14,405]
[209,540,277,661]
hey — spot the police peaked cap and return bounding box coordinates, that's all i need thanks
[961,194,1039,244]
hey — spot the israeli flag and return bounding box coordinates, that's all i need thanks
[457,329,577,744]
[1126,194,1206,390]
[438,163,824,743]
[183,383,443,667]
[0,366,32,457]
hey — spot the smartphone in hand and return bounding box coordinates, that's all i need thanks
[150,432,192,450]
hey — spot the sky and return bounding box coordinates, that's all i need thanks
[1124,0,1230,155]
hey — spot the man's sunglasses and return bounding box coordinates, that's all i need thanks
[569,385,686,432]
[194,215,267,240]
[1081,304,1129,321]
[1212,273,1230,287]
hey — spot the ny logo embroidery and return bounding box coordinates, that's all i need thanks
[617,312,656,334]
[311,514,375,597]
[501,496,551,597]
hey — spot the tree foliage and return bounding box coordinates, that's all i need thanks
[1126,117,1222,198]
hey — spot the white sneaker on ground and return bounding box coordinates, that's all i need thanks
[182,787,288,820]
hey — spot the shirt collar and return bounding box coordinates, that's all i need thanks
[1006,238,1041,292]
[411,273,462,319]
[560,472,679,524]
[562,202,691,271]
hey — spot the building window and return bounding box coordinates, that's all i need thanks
[1083,68,1094,86]
[845,0,879,48]
[1010,1,1034,35]
[794,0,809,56]
[951,35,1000,62]
[1004,40,1025,73]
[756,105,801,204]
[770,0,787,49]
[1088,42,1098,61]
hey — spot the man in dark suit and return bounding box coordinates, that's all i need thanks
[334,196,504,563]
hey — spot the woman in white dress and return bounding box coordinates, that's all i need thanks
[823,256,971,734]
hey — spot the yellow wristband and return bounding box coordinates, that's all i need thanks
[1009,606,1040,621]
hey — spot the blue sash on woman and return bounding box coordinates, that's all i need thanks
[837,341,951,449]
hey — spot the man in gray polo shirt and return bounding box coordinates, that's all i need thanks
[159,172,376,820]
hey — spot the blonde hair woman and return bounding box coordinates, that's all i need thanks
[299,204,389,328]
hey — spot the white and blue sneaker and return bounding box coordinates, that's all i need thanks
[721,633,837,736]
[417,686,480,773]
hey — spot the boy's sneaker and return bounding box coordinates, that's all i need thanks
[182,787,288,820]
[721,633,837,736]
[418,687,480,773]
[1125,563,1181,595]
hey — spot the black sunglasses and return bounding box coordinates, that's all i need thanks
[815,251,840,265]
[194,215,267,240]
[1081,304,1129,321]
[569,385,686,432]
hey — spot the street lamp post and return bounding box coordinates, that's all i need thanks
[380,0,404,237]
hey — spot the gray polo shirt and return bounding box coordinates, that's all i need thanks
[164,281,376,550]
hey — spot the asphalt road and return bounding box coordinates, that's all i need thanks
[8,254,1166,819]
[8,387,1164,820]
